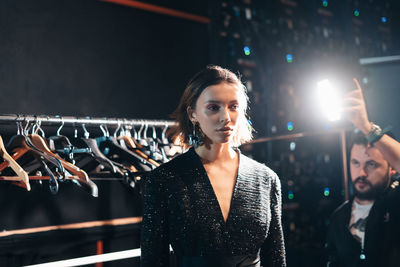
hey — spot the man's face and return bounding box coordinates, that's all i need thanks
[350,144,392,200]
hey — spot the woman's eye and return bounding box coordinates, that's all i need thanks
[207,105,220,111]
[230,104,240,110]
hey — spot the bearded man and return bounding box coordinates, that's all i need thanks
[326,79,400,267]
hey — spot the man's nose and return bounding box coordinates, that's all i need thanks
[358,166,368,177]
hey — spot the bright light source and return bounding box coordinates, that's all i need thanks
[381,17,387,23]
[316,79,342,121]
[322,0,328,7]
[288,190,294,200]
[354,9,360,17]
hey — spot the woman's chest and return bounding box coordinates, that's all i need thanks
[166,170,272,234]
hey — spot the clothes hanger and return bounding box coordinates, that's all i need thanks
[0,135,30,191]
[115,122,160,168]
[1,120,60,193]
[70,124,125,177]
[137,122,148,147]
[96,124,155,171]
[29,133,98,197]
[26,120,98,197]
[120,125,137,149]
[157,123,170,163]
[147,125,163,162]
[7,120,67,174]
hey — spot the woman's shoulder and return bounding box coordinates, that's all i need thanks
[148,148,197,176]
[240,153,280,183]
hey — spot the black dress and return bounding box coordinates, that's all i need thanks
[140,147,286,267]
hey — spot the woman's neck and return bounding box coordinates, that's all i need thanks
[195,143,237,163]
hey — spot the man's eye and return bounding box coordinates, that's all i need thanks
[367,162,377,168]
[351,160,359,167]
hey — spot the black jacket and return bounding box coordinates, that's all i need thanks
[140,147,286,267]
[326,179,400,267]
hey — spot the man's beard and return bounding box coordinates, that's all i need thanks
[352,172,389,201]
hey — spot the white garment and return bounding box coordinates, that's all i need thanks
[349,201,374,248]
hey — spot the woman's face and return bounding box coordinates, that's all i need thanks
[190,82,245,145]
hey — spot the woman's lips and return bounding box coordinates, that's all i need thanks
[217,127,233,132]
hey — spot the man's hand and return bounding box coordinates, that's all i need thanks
[342,78,371,134]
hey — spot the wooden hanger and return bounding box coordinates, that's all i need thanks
[29,134,98,197]
[0,135,30,191]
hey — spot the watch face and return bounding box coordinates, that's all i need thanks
[372,124,382,133]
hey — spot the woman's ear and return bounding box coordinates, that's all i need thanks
[187,107,197,122]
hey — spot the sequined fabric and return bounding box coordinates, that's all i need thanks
[141,147,286,267]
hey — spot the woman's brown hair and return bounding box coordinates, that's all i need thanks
[170,65,253,147]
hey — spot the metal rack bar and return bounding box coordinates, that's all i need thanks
[0,114,176,127]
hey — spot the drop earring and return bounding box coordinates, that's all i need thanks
[189,122,203,148]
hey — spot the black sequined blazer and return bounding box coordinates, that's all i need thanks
[140,147,286,267]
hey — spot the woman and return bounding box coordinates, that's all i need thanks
[141,65,286,267]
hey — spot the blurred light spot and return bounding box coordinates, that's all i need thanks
[244,46,251,56]
[322,0,328,7]
[233,6,240,17]
[271,125,277,133]
[288,190,294,200]
[362,77,368,84]
[354,9,360,17]
[286,54,293,63]
[381,16,387,23]
[290,141,296,151]
[324,187,330,197]
[287,121,294,131]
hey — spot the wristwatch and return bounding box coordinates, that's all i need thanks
[366,123,392,145]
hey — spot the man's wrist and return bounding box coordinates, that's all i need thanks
[366,123,382,145]
[365,123,392,145]
[360,121,373,135]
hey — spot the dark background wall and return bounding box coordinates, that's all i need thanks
[0,0,209,118]
[362,61,400,138]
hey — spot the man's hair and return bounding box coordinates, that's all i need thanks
[350,130,397,149]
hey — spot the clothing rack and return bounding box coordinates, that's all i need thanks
[0,114,177,266]
[0,114,176,127]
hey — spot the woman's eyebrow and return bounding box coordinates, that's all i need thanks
[204,100,239,104]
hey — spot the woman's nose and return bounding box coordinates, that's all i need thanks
[220,108,231,122]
